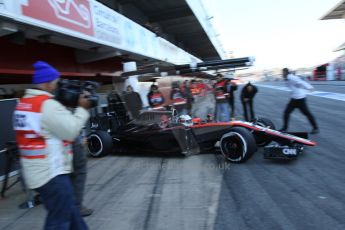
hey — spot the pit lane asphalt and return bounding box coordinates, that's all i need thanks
[1,82,345,230]
[214,82,345,230]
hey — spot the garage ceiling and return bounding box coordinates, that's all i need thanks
[99,0,221,61]
[321,0,345,20]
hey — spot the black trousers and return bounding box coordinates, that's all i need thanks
[242,99,255,121]
[282,98,318,129]
[71,139,87,209]
[228,98,235,118]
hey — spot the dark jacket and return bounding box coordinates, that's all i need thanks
[181,84,193,108]
[124,91,143,118]
[170,89,187,110]
[225,82,238,101]
[241,83,258,100]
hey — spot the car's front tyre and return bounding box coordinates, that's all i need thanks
[220,127,257,163]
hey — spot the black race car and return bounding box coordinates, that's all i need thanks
[87,98,316,163]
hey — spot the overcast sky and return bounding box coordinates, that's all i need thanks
[203,0,345,70]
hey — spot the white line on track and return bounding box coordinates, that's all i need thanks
[257,84,345,102]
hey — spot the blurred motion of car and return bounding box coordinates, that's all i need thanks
[86,94,316,163]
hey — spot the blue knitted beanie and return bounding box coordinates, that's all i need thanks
[32,61,60,84]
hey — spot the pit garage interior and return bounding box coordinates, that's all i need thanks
[0,0,222,87]
[0,0,223,179]
[0,1,224,222]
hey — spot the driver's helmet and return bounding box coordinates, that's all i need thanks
[178,115,193,126]
[159,114,170,128]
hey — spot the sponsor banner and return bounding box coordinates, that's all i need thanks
[91,1,121,45]
[0,0,15,15]
[20,0,94,36]
[3,0,200,64]
[119,15,159,59]
[158,38,187,64]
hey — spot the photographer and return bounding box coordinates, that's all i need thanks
[13,61,90,230]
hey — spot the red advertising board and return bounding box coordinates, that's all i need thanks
[21,0,94,36]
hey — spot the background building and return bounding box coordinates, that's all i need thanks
[321,0,345,80]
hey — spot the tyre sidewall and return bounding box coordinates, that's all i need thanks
[220,127,257,163]
[87,130,113,157]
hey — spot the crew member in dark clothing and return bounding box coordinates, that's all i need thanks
[170,84,187,115]
[225,79,238,119]
[123,85,143,118]
[147,84,165,110]
[241,82,258,121]
[181,80,193,115]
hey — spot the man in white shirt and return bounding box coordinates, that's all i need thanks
[280,68,319,134]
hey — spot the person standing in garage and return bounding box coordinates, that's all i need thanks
[225,78,238,119]
[147,84,165,110]
[181,80,193,115]
[241,82,258,121]
[123,85,143,118]
[170,82,188,115]
[13,61,90,229]
[280,68,319,134]
[214,74,230,122]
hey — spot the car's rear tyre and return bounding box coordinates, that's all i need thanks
[256,117,276,129]
[87,130,113,157]
[220,127,257,163]
[255,117,276,147]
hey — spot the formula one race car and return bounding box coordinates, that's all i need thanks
[86,95,316,163]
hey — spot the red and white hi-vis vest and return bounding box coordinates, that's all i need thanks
[171,91,187,106]
[173,97,187,106]
[215,81,228,100]
[13,95,72,159]
[149,93,164,109]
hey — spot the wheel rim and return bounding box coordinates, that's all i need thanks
[87,134,103,156]
[220,133,246,162]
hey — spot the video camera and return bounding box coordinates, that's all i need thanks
[55,79,99,108]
